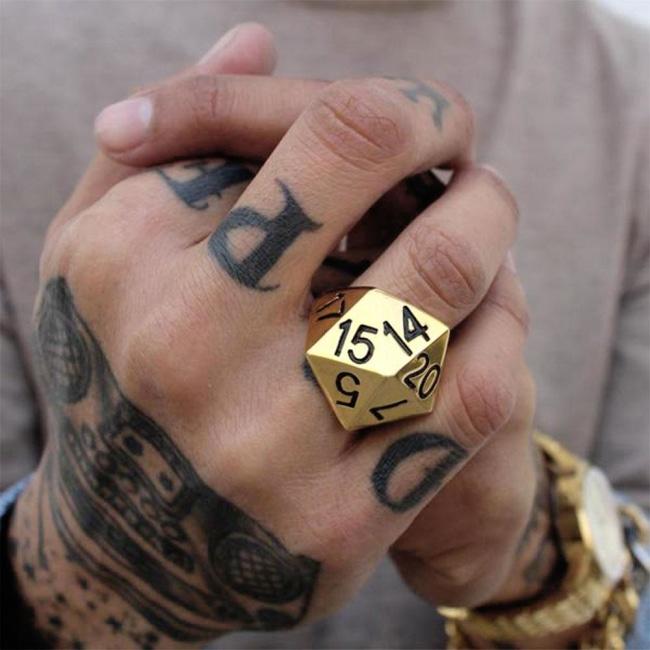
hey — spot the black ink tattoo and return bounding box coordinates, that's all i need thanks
[302,359,319,387]
[399,80,449,131]
[105,616,123,633]
[157,160,254,210]
[23,562,35,580]
[36,281,91,404]
[372,432,467,512]
[35,278,320,641]
[209,180,322,291]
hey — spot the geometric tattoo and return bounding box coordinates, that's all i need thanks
[35,278,320,640]
[372,432,467,512]
[208,180,322,291]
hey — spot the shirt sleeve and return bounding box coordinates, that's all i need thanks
[0,270,41,490]
[591,118,650,509]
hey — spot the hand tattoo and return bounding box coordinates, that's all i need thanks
[372,432,467,512]
[209,180,322,291]
[398,80,449,131]
[157,160,254,210]
[32,278,320,642]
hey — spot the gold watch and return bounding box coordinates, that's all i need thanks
[439,431,644,649]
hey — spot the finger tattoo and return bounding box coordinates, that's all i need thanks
[372,432,467,512]
[209,180,322,291]
[397,80,450,131]
[157,160,254,210]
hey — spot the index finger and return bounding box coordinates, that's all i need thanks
[54,24,277,227]
[190,76,473,314]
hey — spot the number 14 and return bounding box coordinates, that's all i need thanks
[383,306,430,355]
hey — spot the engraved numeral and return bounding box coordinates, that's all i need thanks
[335,321,378,365]
[383,321,411,355]
[335,372,361,408]
[369,399,408,421]
[383,306,430,355]
[402,306,430,343]
[335,319,352,357]
[402,352,441,399]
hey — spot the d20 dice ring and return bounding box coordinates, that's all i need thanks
[305,287,450,431]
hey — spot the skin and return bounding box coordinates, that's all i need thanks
[8,23,579,649]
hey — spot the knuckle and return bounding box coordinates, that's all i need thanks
[64,209,127,286]
[404,225,486,312]
[509,366,537,434]
[475,166,520,225]
[429,552,490,592]
[118,324,174,407]
[305,79,414,170]
[455,364,517,444]
[118,313,205,412]
[39,219,73,280]
[184,75,230,132]
[485,281,531,336]
[436,81,475,152]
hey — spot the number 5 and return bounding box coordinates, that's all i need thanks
[335,372,361,408]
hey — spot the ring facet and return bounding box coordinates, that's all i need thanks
[305,287,449,431]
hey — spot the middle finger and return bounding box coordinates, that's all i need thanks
[191,77,473,312]
[356,165,519,328]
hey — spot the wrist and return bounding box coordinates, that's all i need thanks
[9,460,170,649]
[440,432,641,650]
[9,464,92,648]
[1,476,51,649]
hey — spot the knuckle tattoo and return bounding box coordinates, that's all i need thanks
[306,79,413,170]
[438,81,475,148]
[395,78,450,131]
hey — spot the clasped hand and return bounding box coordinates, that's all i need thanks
[11,24,550,649]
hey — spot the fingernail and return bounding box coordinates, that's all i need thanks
[94,97,152,152]
[199,25,242,65]
[505,250,517,274]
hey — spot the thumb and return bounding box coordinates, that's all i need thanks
[56,23,276,227]
[94,22,277,156]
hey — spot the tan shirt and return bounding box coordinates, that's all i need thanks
[1,1,648,647]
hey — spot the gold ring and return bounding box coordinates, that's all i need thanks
[305,287,449,431]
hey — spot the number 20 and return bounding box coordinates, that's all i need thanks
[402,352,441,400]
